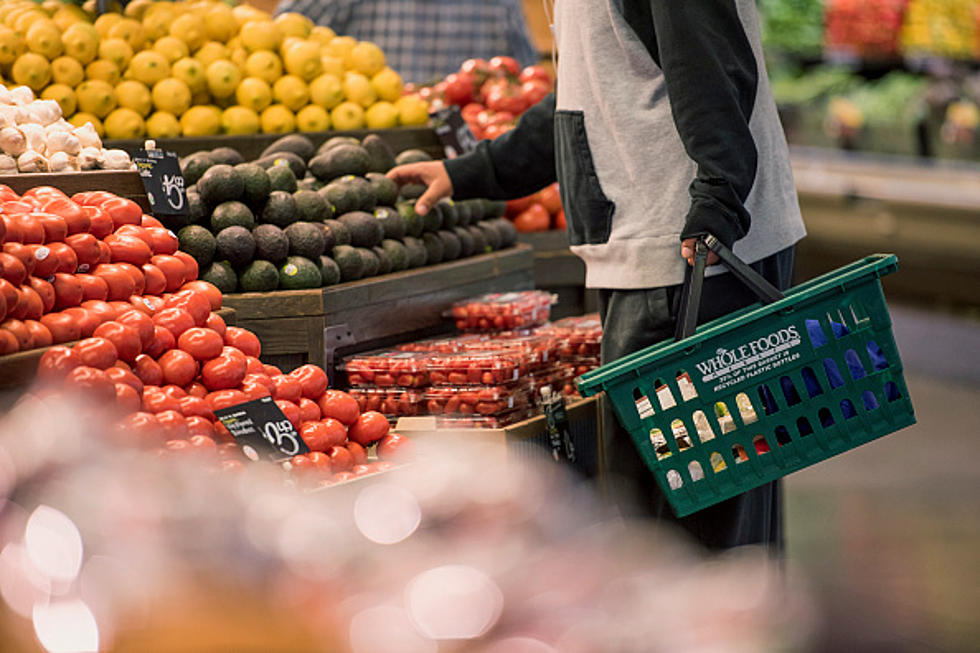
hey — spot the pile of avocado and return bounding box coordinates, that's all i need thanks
[171,133,515,294]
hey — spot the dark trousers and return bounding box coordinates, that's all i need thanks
[598,246,795,551]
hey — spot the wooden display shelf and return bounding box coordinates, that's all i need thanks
[105,126,444,162]
[517,231,597,319]
[0,170,150,211]
[221,244,535,375]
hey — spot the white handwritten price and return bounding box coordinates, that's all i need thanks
[262,419,302,456]
[162,173,185,210]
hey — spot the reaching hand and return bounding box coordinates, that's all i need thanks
[680,238,720,266]
[386,161,453,216]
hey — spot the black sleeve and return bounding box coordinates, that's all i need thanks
[443,94,557,200]
[647,1,760,248]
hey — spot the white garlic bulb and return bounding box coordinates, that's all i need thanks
[0,86,12,105]
[45,131,81,156]
[0,154,16,174]
[19,123,46,153]
[0,126,27,157]
[46,119,74,133]
[48,151,77,172]
[9,86,34,106]
[101,149,132,170]
[73,122,101,150]
[77,146,102,170]
[29,100,62,126]
[17,150,48,173]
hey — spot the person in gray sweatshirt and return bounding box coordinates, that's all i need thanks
[388,0,806,551]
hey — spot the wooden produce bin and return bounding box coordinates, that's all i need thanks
[0,170,151,211]
[221,244,536,377]
[517,231,598,320]
[396,396,602,480]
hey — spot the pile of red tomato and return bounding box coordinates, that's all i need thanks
[504,182,564,233]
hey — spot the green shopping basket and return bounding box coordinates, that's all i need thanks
[576,236,916,517]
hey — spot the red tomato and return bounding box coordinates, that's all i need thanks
[243,373,275,392]
[115,309,155,349]
[177,326,224,360]
[172,251,199,284]
[84,206,113,240]
[1,215,21,243]
[489,55,520,77]
[141,263,166,296]
[37,345,82,381]
[156,410,189,441]
[270,374,302,402]
[301,418,347,452]
[377,432,412,460]
[151,254,187,292]
[143,324,176,359]
[24,320,52,347]
[4,243,38,277]
[444,72,475,106]
[138,295,165,313]
[536,183,562,215]
[11,285,42,320]
[346,441,368,465]
[519,65,551,85]
[93,321,142,361]
[289,454,315,476]
[96,241,111,264]
[0,329,19,354]
[241,379,271,400]
[160,384,186,400]
[145,227,178,255]
[14,215,45,244]
[93,264,136,301]
[35,213,67,243]
[105,366,143,393]
[241,358,262,376]
[307,451,332,473]
[142,388,180,413]
[513,203,551,233]
[317,390,360,425]
[179,395,214,420]
[186,381,207,398]
[348,411,390,446]
[165,289,210,326]
[39,312,81,343]
[115,262,145,296]
[132,353,164,386]
[207,389,248,412]
[289,364,328,399]
[297,397,321,423]
[114,382,141,413]
[223,326,260,358]
[201,353,247,391]
[520,79,550,108]
[0,252,27,286]
[114,412,162,447]
[62,234,97,271]
[263,364,281,376]
[64,365,114,401]
[42,197,89,235]
[326,445,353,472]
[72,275,106,303]
[153,307,195,339]
[140,215,163,228]
[158,348,199,387]
[270,399,300,431]
[185,416,215,438]
[105,234,152,266]
[81,299,118,323]
[180,281,221,310]
[115,225,154,250]
[74,336,118,369]
[125,295,154,316]
[62,307,101,338]
[49,273,82,310]
[554,207,566,230]
[101,197,142,229]
[187,434,216,456]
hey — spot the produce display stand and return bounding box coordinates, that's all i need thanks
[221,244,535,377]
[104,126,444,162]
[0,170,151,212]
[517,231,599,320]
[396,395,602,479]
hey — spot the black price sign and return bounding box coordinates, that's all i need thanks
[430,106,478,159]
[134,148,188,217]
[214,396,310,462]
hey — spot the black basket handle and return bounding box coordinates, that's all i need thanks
[674,234,785,342]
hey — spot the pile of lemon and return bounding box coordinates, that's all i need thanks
[0,0,431,140]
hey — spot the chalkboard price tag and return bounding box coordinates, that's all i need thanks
[214,396,310,462]
[133,147,188,217]
[430,106,479,159]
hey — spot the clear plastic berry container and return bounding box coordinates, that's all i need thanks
[424,350,526,386]
[434,407,537,429]
[343,350,429,387]
[450,291,553,332]
[535,314,603,358]
[349,387,425,417]
[457,333,560,370]
[423,384,533,416]
[394,333,488,353]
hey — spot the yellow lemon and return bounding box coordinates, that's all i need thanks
[235,76,272,112]
[232,5,269,27]
[309,73,343,109]
[296,104,329,132]
[115,79,153,117]
[271,74,308,112]
[151,77,192,115]
[25,19,63,60]
[68,111,104,136]
[308,26,336,46]
[41,84,76,117]
[76,79,117,118]
[0,26,26,66]
[244,50,282,84]
[229,46,247,71]
[260,103,295,134]
[282,39,321,81]
[395,95,429,126]
[52,4,89,31]
[99,38,134,71]
[146,110,180,138]
[190,89,211,107]
[85,59,121,85]
[128,50,170,86]
[342,71,377,108]
[153,35,190,63]
[141,3,176,41]
[60,22,98,65]
[11,9,46,35]
[51,56,84,87]
[108,17,146,51]
[104,107,146,139]
[226,35,242,51]
[40,0,61,17]
[206,59,241,99]
[94,13,123,38]
[171,56,207,94]
[180,104,221,136]
[203,2,237,42]
[239,20,281,53]
[212,92,237,110]
[325,36,356,63]
[346,41,385,77]
[169,12,207,51]
[273,12,312,39]
[11,53,51,92]
[365,101,399,129]
[330,102,365,130]
[194,41,229,68]
[123,0,153,21]
[371,67,403,102]
[221,105,260,135]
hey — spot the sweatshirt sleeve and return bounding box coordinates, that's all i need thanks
[648,1,760,248]
[444,93,557,200]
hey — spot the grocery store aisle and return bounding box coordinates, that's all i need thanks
[785,304,980,652]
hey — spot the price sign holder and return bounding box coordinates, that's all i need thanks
[214,396,310,462]
[134,140,188,217]
[430,106,479,159]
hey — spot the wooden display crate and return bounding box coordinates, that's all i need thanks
[0,170,150,211]
[221,244,536,376]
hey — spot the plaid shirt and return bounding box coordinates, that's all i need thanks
[274,0,540,83]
